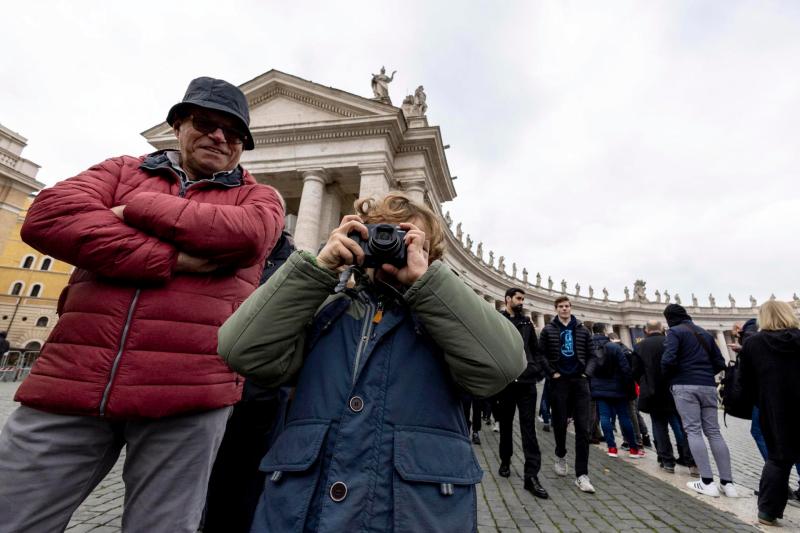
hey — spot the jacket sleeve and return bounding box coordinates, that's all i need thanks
[615,344,632,379]
[661,330,680,376]
[538,327,556,377]
[708,334,727,374]
[218,251,339,387]
[123,184,284,267]
[631,348,644,381]
[405,262,525,397]
[20,157,178,282]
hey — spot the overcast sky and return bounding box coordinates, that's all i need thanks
[1,1,797,303]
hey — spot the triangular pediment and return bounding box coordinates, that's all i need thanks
[142,69,401,141]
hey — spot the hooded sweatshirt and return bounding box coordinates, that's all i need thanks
[661,304,726,386]
[556,315,581,376]
[739,328,800,462]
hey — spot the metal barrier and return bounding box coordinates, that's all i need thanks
[0,351,40,382]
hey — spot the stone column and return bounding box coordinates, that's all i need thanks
[618,324,633,349]
[535,313,545,331]
[715,330,731,363]
[403,180,426,204]
[294,169,328,252]
[319,183,343,243]
[358,163,391,199]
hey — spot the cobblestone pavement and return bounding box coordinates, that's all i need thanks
[0,382,775,531]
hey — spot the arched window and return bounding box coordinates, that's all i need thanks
[36,317,49,327]
[21,255,35,269]
[29,284,42,297]
[40,258,52,271]
[24,341,41,352]
[10,282,23,296]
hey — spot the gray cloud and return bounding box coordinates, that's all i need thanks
[0,0,797,303]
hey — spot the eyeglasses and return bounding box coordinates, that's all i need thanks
[190,115,247,145]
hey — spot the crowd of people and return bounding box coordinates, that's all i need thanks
[0,74,797,531]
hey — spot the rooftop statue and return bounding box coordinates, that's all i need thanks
[548,276,553,290]
[536,272,541,287]
[664,290,671,304]
[414,86,427,114]
[602,287,609,301]
[465,234,473,251]
[371,66,396,102]
[770,293,777,301]
[728,293,736,308]
[654,289,661,303]
[488,251,495,267]
[575,283,581,296]
[561,279,567,294]
[588,286,594,299]
[633,280,648,302]
[498,256,506,273]
[512,262,517,279]
[750,295,757,307]
[476,242,483,260]
[456,222,462,241]
[444,211,452,228]
[709,293,716,307]
[692,293,698,307]
[624,286,630,300]
[674,293,682,305]
[522,268,528,284]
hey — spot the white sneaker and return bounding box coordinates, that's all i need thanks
[721,482,739,498]
[687,480,720,497]
[492,422,500,433]
[575,475,596,493]
[554,456,568,476]
[537,415,544,423]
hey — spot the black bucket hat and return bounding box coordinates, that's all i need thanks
[167,77,254,150]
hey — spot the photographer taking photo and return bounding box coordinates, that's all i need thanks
[218,192,525,532]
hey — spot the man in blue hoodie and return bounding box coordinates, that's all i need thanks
[539,296,596,493]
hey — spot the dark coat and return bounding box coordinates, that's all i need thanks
[538,316,593,378]
[500,310,544,383]
[632,333,677,414]
[588,335,632,400]
[661,321,726,387]
[0,335,9,354]
[738,329,800,463]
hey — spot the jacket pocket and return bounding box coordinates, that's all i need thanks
[393,426,482,533]
[255,420,329,533]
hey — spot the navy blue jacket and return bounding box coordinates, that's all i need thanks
[661,320,726,386]
[588,335,632,400]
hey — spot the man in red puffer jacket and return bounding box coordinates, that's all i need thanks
[0,77,283,533]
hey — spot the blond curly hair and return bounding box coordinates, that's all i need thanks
[354,192,446,262]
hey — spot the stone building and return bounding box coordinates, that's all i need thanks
[0,124,68,351]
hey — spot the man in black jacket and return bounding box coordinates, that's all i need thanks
[538,296,596,493]
[496,288,548,499]
[632,320,695,474]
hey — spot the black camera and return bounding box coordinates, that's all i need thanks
[348,223,407,268]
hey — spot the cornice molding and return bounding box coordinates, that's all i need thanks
[250,86,360,118]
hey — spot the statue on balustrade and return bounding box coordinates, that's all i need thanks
[456,222,462,242]
[465,234,473,251]
[588,286,594,299]
[522,268,528,284]
[654,289,661,303]
[575,283,580,296]
[664,290,671,304]
[674,293,682,305]
[536,272,541,287]
[488,251,494,267]
[633,280,648,302]
[728,294,736,308]
[414,86,427,114]
[547,276,553,290]
[560,279,567,294]
[444,211,452,228]
[512,263,517,279]
[691,293,698,307]
[770,293,777,301]
[476,242,483,260]
[624,286,630,301]
[708,293,716,307]
[793,293,799,307]
[498,256,506,273]
[749,295,757,308]
[371,66,396,101]
[602,287,609,301]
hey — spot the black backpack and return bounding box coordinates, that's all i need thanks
[591,343,614,378]
[719,360,752,421]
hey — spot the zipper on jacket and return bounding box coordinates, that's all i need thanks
[352,298,376,386]
[99,289,141,416]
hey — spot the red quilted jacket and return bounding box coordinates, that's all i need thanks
[17,151,284,418]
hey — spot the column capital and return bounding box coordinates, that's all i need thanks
[299,168,329,184]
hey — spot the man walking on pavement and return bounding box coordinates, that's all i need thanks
[496,288,549,499]
[632,320,697,475]
[539,296,597,494]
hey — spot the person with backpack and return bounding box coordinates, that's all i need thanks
[587,323,642,459]
[737,300,800,526]
[632,320,696,475]
[661,304,738,498]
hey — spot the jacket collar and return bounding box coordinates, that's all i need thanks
[139,150,244,187]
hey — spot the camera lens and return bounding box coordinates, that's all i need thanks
[368,224,403,256]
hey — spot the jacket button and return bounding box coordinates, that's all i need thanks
[349,396,364,412]
[330,481,348,502]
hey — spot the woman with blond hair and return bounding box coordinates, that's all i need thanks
[738,300,800,526]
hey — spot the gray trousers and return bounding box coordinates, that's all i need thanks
[0,405,231,533]
[671,384,732,481]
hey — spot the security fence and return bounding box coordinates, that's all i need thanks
[0,350,40,382]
